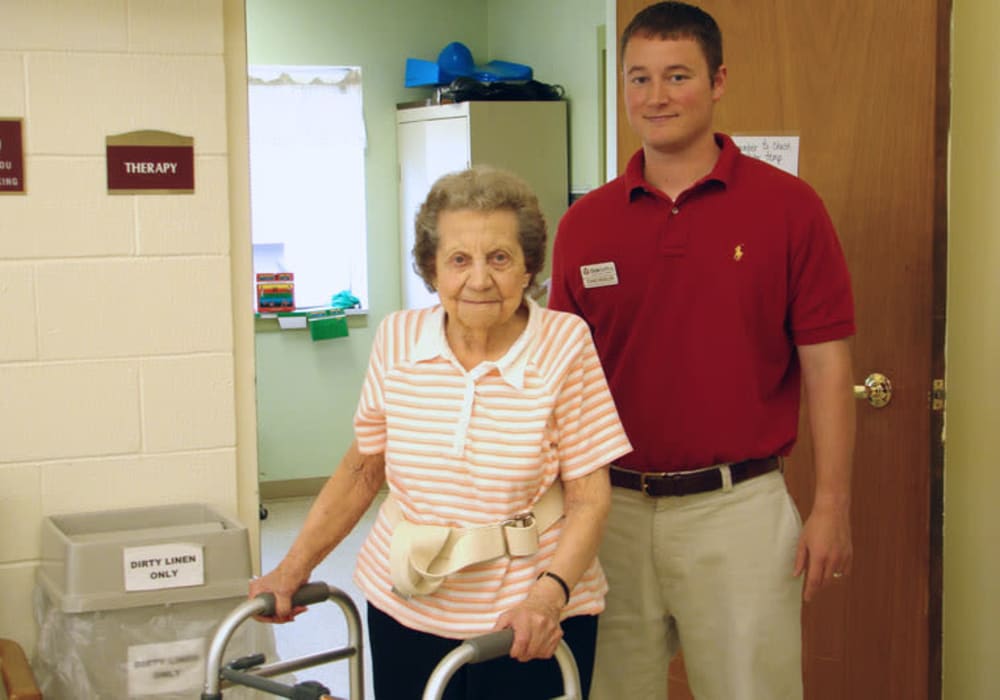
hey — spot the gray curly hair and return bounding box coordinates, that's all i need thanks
[411,165,547,294]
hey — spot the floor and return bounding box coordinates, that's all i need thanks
[259,493,384,699]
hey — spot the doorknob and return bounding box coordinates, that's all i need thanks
[854,372,892,408]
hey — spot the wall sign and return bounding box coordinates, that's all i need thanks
[0,118,25,194]
[106,130,194,194]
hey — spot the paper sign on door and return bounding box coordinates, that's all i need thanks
[732,135,800,176]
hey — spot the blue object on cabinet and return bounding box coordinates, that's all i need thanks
[405,41,532,88]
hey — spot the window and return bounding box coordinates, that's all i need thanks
[248,65,368,310]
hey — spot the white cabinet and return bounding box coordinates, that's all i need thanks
[396,101,568,309]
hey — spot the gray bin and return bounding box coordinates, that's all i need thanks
[31,503,275,699]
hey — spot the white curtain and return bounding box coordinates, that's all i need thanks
[248,66,368,309]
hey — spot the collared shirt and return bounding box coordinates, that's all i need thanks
[353,298,632,638]
[550,133,855,472]
[409,299,532,458]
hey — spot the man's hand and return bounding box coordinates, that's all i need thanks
[794,501,852,601]
[796,338,855,602]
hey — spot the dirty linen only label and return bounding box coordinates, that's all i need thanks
[123,542,205,592]
[127,638,205,696]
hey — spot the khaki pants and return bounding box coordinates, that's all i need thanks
[591,470,803,700]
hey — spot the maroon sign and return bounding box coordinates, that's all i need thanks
[0,119,25,194]
[106,131,194,194]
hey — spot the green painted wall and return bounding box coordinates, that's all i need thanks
[248,0,607,483]
[487,0,607,193]
[944,1,1000,697]
[247,0,488,481]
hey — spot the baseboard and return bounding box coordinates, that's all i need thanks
[259,477,327,500]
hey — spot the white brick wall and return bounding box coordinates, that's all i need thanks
[0,159,136,258]
[0,264,37,360]
[34,258,234,358]
[141,355,236,452]
[0,54,26,113]
[0,0,130,53]
[0,362,142,462]
[0,0,250,654]
[138,157,231,255]
[40,451,238,515]
[27,52,228,154]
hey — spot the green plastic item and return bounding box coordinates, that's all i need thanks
[330,290,361,309]
[308,308,349,341]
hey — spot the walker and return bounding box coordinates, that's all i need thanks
[200,582,363,700]
[421,627,582,700]
[201,581,582,700]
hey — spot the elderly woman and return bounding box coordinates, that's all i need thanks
[251,166,631,699]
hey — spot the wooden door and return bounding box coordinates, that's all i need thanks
[615,1,948,698]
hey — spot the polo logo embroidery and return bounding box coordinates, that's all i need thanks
[733,244,745,261]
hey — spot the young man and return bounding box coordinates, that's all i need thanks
[548,2,856,698]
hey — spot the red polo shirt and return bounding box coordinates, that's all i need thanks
[549,134,855,472]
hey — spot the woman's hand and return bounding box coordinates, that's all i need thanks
[249,442,385,623]
[492,467,612,661]
[493,583,564,661]
[249,565,309,623]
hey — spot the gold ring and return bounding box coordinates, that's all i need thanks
[832,572,844,579]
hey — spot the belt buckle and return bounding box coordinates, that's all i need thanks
[502,511,536,528]
[639,472,668,497]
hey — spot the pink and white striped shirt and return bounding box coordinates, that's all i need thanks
[352,298,632,638]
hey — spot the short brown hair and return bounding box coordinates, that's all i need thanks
[620,1,724,77]
[412,166,547,293]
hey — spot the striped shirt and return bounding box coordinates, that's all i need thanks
[352,298,632,639]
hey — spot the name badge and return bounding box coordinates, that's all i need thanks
[580,262,619,289]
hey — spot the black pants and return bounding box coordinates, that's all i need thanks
[367,604,597,699]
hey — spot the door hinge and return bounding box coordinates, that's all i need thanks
[931,379,946,411]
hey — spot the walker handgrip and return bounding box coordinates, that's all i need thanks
[463,629,515,663]
[255,581,330,616]
[291,581,333,607]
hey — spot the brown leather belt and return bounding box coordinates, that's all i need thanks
[610,457,780,497]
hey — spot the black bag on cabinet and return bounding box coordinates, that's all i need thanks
[440,77,565,103]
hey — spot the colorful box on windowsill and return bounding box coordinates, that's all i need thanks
[256,272,294,312]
